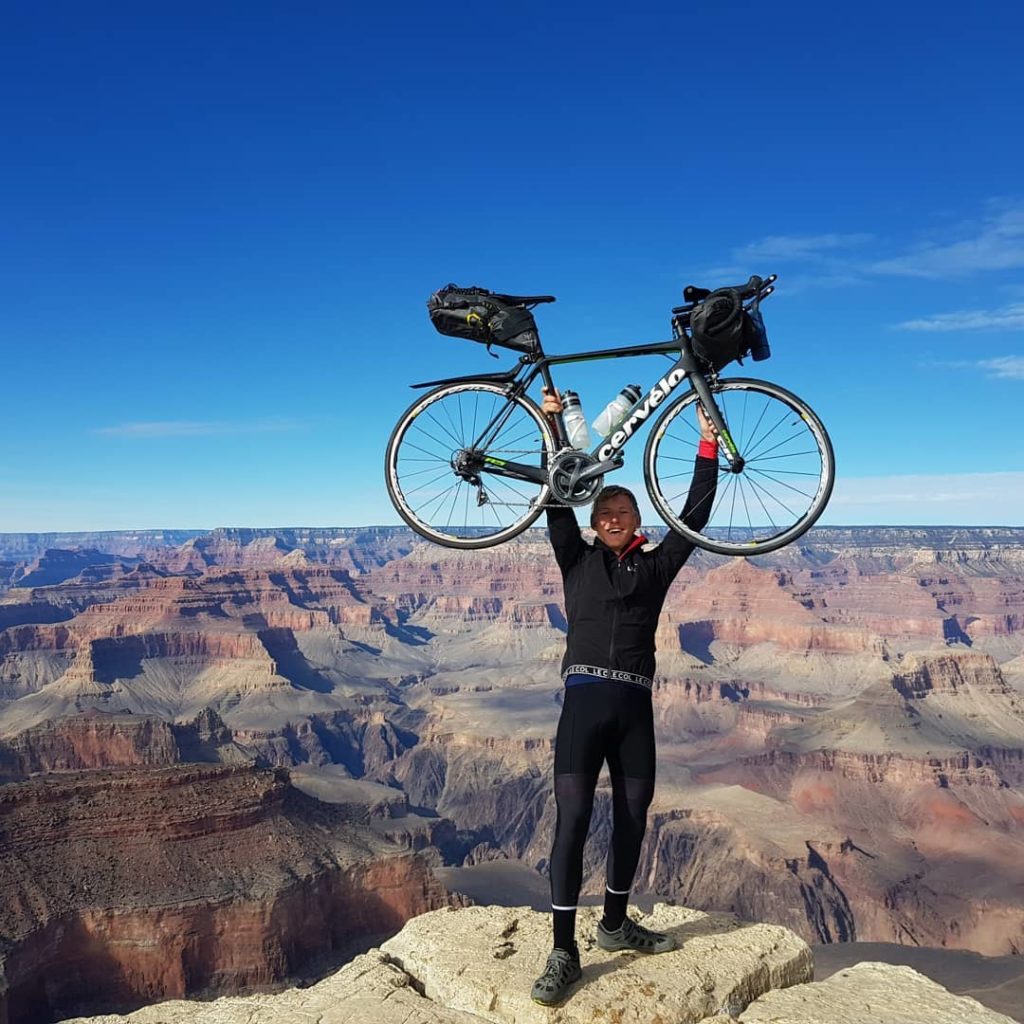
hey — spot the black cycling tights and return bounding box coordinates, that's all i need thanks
[549,682,656,911]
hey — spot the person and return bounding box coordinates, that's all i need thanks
[530,386,718,1006]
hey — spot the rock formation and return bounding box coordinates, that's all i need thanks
[1,525,1024,964]
[0,760,454,1024]
[57,905,1016,1024]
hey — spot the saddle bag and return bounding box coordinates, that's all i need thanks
[427,284,539,354]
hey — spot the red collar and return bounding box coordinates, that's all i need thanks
[617,534,648,561]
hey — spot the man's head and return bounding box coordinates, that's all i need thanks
[591,486,641,554]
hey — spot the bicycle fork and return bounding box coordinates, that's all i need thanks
[689,371,745,473]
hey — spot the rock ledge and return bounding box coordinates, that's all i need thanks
[61,904,1016,1024]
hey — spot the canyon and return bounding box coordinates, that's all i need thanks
[0,716,456,1023]
[1,524,1023,1019]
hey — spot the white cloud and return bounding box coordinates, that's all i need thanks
[734,233,874,262]
[923,355,1024,380]
[895,302,1024,332]
[826,471,1024,525]
[870,204,1024,278]
[706,202,1024,293]
[695,234,873,289]
[976,356,1024,380]
[94,418,303,438]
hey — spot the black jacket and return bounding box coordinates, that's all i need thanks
[546,456,717,690]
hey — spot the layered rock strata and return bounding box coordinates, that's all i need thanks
[2,526,1024,959]
[0,763,452,1024]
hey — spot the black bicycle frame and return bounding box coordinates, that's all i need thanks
[411,334,741,489]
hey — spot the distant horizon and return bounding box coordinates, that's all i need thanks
[2,521,1024,538]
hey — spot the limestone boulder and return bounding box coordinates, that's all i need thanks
[740,960,1017,1023]
[380,903,811,1023]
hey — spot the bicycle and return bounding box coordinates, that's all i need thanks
[384,275,835,556]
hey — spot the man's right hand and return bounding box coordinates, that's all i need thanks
[541,387,563,417]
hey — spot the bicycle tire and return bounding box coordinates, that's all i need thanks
[385,381,556,550]
[644,378,835,556]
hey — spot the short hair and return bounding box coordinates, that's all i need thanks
[590,485,641,526]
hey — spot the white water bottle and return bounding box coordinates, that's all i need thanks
[561,390,591,449]
[592,384,641,438]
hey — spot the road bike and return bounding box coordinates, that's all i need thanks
[384,275,835,556]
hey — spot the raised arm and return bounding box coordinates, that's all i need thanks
[654,406,719,580]
[541,386,587,572]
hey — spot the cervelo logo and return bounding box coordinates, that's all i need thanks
[597,368,687,460]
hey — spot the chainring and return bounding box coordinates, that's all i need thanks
[547,449,604,506]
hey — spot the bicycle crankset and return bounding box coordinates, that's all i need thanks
[548,450,604,506]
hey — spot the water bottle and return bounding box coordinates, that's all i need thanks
[560,390,591,449]
[747,306,771,361]
[592,384,641,438]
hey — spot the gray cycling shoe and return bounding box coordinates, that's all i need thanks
[530,948,582,1005]
[596,916,675,953]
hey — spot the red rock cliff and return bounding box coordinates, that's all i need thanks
[0,763,452,1024]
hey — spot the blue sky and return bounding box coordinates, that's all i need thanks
[2,1,1022,532]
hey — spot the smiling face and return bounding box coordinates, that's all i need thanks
[591,492,640,554]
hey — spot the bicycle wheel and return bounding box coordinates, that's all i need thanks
[644,378,835,556]
[385,382,556,549]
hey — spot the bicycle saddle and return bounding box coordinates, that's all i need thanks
[490,291,556,306]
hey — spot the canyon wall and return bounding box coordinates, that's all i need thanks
[1,523,1023,1016]
[0,750,453,1024]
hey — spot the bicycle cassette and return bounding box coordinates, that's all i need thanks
[547,450,604,506]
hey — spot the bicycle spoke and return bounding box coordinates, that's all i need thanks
[740,477,754,538]
[409,424,459,455]
[748,466,816,500]
[480,402,520,449]
[739,396,771,455]
[746,426,807,463]
[402,467,458,499]
[411,481,459,518]
[486,473,534,505]
[746,474,779,533]
[750,451,819,463]
[743,471,800,518]
[709,473,737,523]
[492,424,542,452]
[727,473,740,538]
[744,406,792,461]
[425,407,466,450]
[685,485,716,518]
[400,463,457,484]
[470,391,481,448]
[737,390,748,451]
[440,394,465,447]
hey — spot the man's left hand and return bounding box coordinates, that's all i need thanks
[697,404,717,442]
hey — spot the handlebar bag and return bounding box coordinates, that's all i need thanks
[690,288,770,370]
[427,284,539,353]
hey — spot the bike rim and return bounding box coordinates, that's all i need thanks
[647,381,833,555]
[387,384,553,547]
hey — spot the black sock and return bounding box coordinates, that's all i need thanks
[553,908,578,955]
[601,889,629,931]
